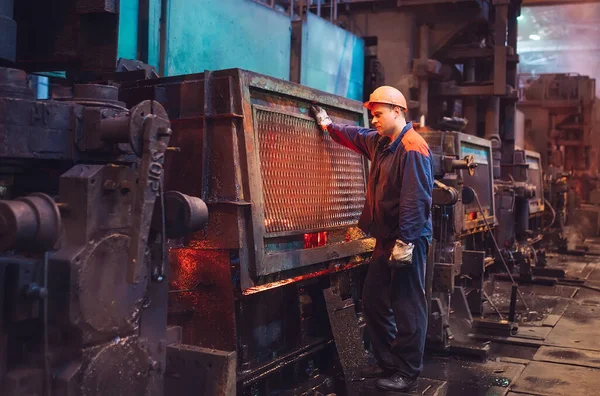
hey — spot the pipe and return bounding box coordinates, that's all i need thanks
[486,97,501,178]
[43,251,52,396]
[419,25,430,120]
[465,59,476,83]
[463,98,477,136]
[508,284,518,322]
[333,0,338,22]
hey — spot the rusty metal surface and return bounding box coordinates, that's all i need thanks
[534,345,600,370]
[168,248,236,351]
[544,302,600,351]
[420,356,525,395]
[81,336,149,396]
[255,106,365,236]
[361,377,448,395]
[0,68,191,396]
[15,1,119,73]
[121,70,378,394]
[165,344,235,396]
[260,238,375,275]
[0,67,31,98]
[246,70,367,114]
[0,80,142,164]
[121,68,372,286]
[512,360,600,396]
[323,286,367,395]
[126,103,171,284]
[79,234,147,340]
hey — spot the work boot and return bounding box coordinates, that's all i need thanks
[359,365,394,379]
[375,372,418,392]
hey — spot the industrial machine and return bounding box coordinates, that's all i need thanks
[518,73,600,245]
[494,149,550,280]
[518,74,598,202]
[419,127,495,348]
[120,69,376,395]
[0,2,208,394]
[0,65,208,395]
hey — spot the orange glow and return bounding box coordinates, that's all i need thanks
[304,232,328,248]
[469,212,478,220]
[242,259,365,296]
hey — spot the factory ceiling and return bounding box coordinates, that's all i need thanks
[518,3,600,88]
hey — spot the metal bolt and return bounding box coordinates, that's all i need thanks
[103,180,117,191]
[120,180,133,193]
[25,284,48,299]
[158,128,172,137]
[152,273,164,282]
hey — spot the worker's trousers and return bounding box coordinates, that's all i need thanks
[362,236,429,378]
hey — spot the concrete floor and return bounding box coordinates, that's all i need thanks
[358,238,600,396]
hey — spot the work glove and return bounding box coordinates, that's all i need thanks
[388,239,414,268]
[311,105,332,132]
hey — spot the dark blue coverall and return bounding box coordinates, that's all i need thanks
[327,121,434,378]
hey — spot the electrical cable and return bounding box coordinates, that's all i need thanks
[472,189,530,311]
[159,177,166,281]
[543,198,557,232]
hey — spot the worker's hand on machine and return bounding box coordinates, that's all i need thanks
[388,239,414,268]
[311,105,332,132]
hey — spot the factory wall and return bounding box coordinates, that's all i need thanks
[340,10,416,94]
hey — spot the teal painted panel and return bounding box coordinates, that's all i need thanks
[301,13,364,100]
[147,0,162,70]
[118,0,139,60]
[165,0,291,80]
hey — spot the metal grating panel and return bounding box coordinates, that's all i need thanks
[255,107,366,236]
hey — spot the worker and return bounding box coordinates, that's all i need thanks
[311,86,433,393]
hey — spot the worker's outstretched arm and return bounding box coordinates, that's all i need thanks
[311,105,378,160]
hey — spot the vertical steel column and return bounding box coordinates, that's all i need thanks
[494,4,508,96]
[463,59,477,136]
[138,0,150,63]
[486,97,502,179]
[501,3,519,171]
[333,0,337,22]
[419,24,429,125]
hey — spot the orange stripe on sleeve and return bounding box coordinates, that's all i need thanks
[401,129,430,156]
